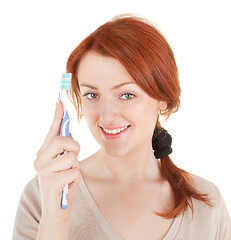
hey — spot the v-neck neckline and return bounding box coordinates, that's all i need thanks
[78,174,184,240]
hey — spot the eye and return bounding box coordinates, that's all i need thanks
[81,92,136,100]
[82,93,98,100]
[121,93,136,100]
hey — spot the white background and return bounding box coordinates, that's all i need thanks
[0,0,230,238]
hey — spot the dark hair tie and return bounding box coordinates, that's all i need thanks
[152,127,173,159]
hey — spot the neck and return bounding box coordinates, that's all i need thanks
[96,143,162,184]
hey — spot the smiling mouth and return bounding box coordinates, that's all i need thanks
[100,125,131,135]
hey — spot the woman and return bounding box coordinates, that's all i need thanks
[13,14,231,240]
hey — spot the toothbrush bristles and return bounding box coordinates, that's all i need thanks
[61,73,72,90]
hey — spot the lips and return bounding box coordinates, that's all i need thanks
[99,125,130,130]
[99,125,131,139]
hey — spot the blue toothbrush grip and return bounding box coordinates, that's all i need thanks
[60,111,70,137]
[59,94,70,209]
[61,184,68,209]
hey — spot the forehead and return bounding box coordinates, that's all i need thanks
[77,51,137,87]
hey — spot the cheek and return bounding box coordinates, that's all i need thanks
[134,103,159,140]
[80,104,97,131]
[131,102,159,123]
[81,102,97,118]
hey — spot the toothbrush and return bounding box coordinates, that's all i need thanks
[59,73,72,210]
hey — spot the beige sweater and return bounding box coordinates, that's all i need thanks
[12,174,231,240]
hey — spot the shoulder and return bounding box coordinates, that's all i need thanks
[12,176,41,239]
[190,174,221,203]
[23,175,40,194]
[184,173,229,220]
[21,175,41,205]
[178,174,231,239]
[19,175,41,214]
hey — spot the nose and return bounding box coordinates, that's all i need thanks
[99,99,120,124]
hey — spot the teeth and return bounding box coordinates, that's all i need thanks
[103,126,129,134]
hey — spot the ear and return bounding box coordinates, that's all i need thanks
[159,101,167,111]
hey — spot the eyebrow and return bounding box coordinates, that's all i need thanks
[79,82,137,90]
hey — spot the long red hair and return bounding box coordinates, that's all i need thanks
[66,14,213,219]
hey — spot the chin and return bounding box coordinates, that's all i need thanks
[101,144,135,159]
[104,146,126,157]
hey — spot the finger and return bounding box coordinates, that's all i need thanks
[67,175,81,203]
[49,152,79,172]
[49,100,64,138]
[40,136,80,160]
[36,101,64,156]
[38,101,64,154]
[43,101,64,147]
[54,167,81,191]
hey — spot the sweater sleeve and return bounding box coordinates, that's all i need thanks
[215,192,231,240]
[12,176,42,240]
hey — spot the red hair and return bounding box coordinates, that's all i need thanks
[66,14,213,219]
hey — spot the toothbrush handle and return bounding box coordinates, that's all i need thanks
[61,182,69,209]
[60,119,70,210]
[59,93,70,210]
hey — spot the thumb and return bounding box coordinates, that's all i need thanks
[49,100,64,137]
[36,100,64,157]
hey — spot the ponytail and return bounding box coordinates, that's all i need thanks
[154,123,214,219]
